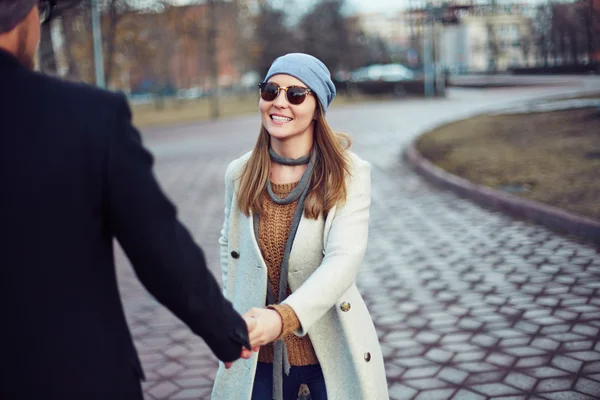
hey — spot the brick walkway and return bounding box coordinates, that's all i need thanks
[118,78,600,399]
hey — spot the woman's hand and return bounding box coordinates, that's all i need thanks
[243,307,283,348]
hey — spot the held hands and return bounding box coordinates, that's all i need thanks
[244,307,284,348]
[223,308,283,369]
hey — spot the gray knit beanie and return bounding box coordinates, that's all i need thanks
[0,0,37,34]
[264,53,336,113]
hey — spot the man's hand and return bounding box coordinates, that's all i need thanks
[224,315,260,369]
[243,307,283,349]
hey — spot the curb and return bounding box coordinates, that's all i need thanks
[404,142,600,246]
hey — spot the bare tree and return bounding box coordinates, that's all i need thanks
[208,0,220,119]
[39,0,87,77]
[534,3,552,66]
[252,2,299,77]
[485,21,499,73]
[58,8,84,81]
[102,0,131,88]
[38,21,57,74]
[519,20,533,67]
[299,0,366,73]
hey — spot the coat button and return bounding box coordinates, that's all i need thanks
[231,251,239,259]
[364,352,371,362]
[340,302,351,312]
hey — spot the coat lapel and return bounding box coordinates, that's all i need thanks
[288,213,325,279]
[247,211,267,267]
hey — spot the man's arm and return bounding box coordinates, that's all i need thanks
[103,94,250,362]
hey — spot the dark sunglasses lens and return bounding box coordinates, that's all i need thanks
[260,83,279,101]
[287,88,307,105]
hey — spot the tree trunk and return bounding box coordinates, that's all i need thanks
[60,13,81,81]
[103,2,120,89]
[38,22,57,74]
[208,0,220,120]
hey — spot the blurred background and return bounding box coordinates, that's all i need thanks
[36,0,600,120]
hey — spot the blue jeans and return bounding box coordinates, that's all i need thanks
[251,362,327,400]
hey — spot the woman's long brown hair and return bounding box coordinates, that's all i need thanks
[237,106,352,219]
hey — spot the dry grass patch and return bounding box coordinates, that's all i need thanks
[416,107,600,221]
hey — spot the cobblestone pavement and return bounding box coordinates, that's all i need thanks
[117,79,600,400]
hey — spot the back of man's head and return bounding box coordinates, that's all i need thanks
[0,0,39,69]
[0,0,37,34]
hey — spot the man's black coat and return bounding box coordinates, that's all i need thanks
[0,49,248,399]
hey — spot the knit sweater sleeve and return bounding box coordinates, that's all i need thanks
[267,303,301,338]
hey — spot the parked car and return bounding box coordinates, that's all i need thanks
[346,63,446,97]
[176,87,205,100]
[350,64,415,83]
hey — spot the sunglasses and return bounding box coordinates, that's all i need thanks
[258,82,313,105]
[38,0,57,25]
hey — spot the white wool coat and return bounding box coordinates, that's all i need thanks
[211,151,389,400]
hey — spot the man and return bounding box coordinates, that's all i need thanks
[0,1,254,398]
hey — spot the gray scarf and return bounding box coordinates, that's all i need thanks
[253,147,316,400]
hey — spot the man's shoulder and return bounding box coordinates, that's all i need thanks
[29,70,126,111]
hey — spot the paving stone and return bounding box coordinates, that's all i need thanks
[504,371,537,391]
[415,332,441,344]
[147,381,180,399]
[503,346,547,357]
[439,367,469,385]
[525,366,571,378]
[452,351,487,363]
[395,357,434,368]
[466,371,507,385]
[470,383,524,396]
[386,364,407,380]
[499,337,532,348]
[535,377,576,392]
[402,365,442,379]
[582,361,600,374]
[486,353,516,367]
[451,389,486,400]
[414,388,455,400]
[551,355,584,372]
[455,362,498,373]
[569,351,600,362]
[156,362,185,377]
[540,392,598,400]
[389,383,418,400]
[562,340,595,352]
[587,373,600,382]
[404,377,450,390]
[532,340,561,354]
[425,348,454,363]
[170,387,211,399]
[515,356,551,368]
[540,325,571,335]
[174,376,212,388]
[574,377,600,396]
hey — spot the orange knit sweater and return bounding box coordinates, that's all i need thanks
[257,182,319,366]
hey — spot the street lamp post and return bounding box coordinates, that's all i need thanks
[423,4,433,97]
[91,0,105,89]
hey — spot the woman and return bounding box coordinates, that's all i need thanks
[212,53,388,400]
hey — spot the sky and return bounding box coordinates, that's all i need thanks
[348,0,406,13]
